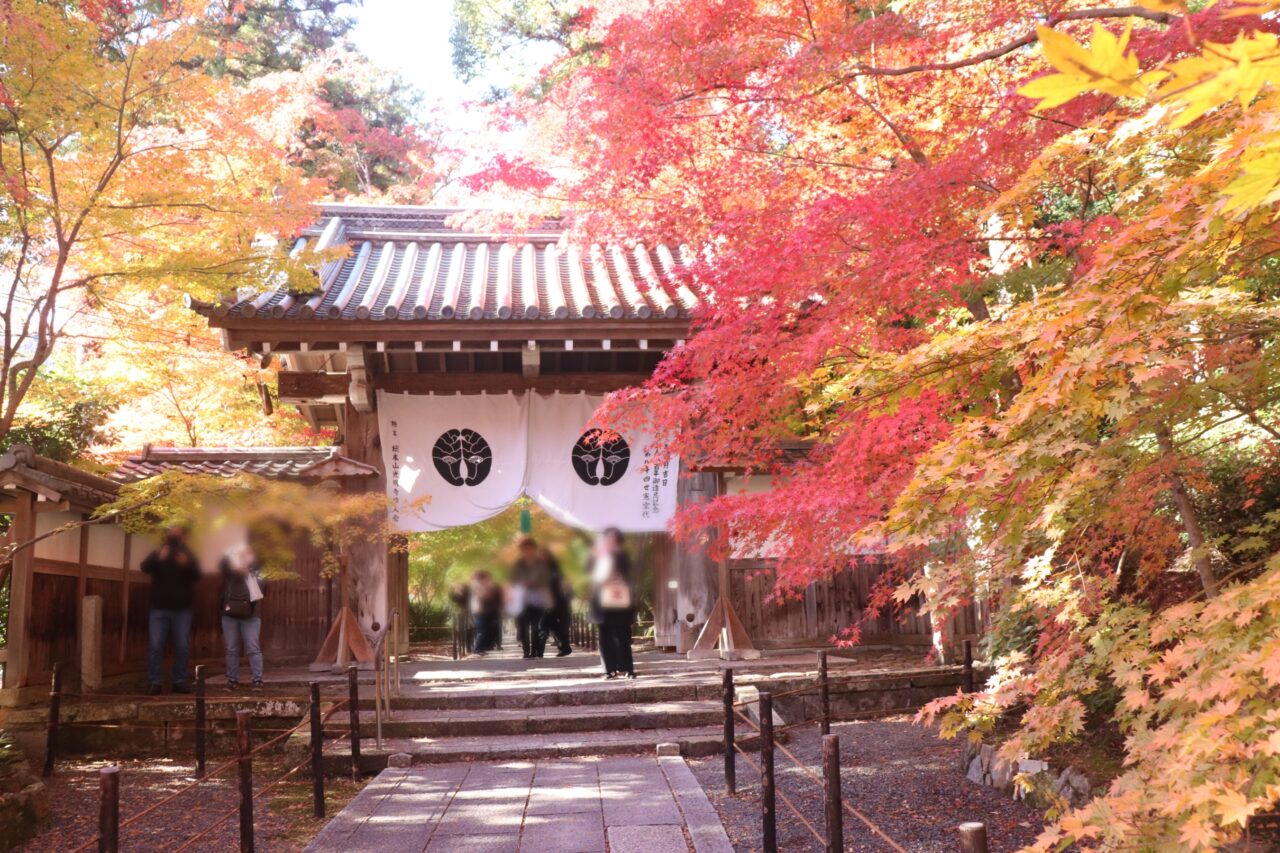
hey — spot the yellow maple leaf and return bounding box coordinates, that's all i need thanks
[1224,149,1280,214]
[1179,815,1217,849]
[1021,24,1148,110]
[1216,789,1258,827]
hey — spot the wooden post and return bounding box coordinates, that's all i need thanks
[818,650,831,736]
[43,662,62,778]
[347,664,361,776]
[392,611,400,697]
[962,640,975,693]
[194,665,207,777]
[760,691,776,853]
[236,710,254,853]
[823,735,843,853]
[723,668,736,794]
[370,623,384,751]
[959,821,988,853]
[451,613,459,661]
[310,682,325,818]
[98,765,119,853]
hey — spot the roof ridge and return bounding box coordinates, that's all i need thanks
[138,446,338,457]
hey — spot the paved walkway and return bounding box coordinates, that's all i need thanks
[305,756,734,853]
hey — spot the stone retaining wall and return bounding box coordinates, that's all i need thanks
[960,739,1093,809]
[0,759,48,851]
[760,667,980,723]
[2,697,309,764]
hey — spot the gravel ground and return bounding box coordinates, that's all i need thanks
[19,753,366,852]
[689,716,1047,852]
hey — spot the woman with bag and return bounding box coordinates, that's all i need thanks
[589,528,636,679]
[220,543,265,690]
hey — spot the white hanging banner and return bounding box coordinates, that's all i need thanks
[527,393,678,533]
[377,391,529,532]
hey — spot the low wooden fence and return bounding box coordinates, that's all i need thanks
[49,671,354,852]
[724,642,995,852]
[42,614,405,851]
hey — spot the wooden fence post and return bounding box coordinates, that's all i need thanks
[818,650,831,736]
[194,665,207,777]
[43,662,62,778]
[823,735,843,853]
[347,664,361,776]
[723,668,735,794]
[236,710,254,853]
[760,691,776,853]
[959,821,989,853]
[98,765,119,853]
[962,640,975,693]
[310,682,325,818]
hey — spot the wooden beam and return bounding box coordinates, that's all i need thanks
[211,317,691,350]
[521,344,540,379]
[278,370,653,401]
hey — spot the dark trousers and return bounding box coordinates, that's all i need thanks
[598,610,634,675]
[545,604,571,654]
[147,608,192,687]
[473,613,499,653]
[518,605,548,657]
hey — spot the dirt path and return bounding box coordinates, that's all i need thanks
[688,716,1047,852]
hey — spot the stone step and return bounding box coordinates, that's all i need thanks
[352,700,723,738]
[323,725,755,773]
[353,680,714,711]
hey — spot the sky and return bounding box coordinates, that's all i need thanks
[349,0,489,123]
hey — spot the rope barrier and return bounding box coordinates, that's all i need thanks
[170,803,241,853]
[731,706,910,852]
[169,727,353,853]
[66,698,350,853]
[731,741,829,848]
[771,729,908,853]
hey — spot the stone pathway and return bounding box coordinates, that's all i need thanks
[305,755,734,853]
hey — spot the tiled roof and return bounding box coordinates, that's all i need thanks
[0,445,119,509]
[195,204,699,323]
[111,446,377,483]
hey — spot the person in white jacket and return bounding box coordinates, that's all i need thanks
[219,544,265,690]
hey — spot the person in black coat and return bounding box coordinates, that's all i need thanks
[141,526,201,695]
[589,528,636,679]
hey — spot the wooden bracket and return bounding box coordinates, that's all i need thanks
[347,345,373,413]
[311,606,375,671]
[688,557,761,660]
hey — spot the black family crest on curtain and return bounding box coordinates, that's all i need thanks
[432,428,494,486]
[571,429,630,486]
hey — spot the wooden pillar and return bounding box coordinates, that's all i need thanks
[672,466,721,653]
[686,471,760,661]
[340,403,389,633]
[386,539,410,652]
[651,533,677,650]
[119,535,132,665]
[6,490,35,688]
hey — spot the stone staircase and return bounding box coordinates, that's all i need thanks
[323,672,757,773]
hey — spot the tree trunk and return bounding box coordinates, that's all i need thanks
[1156,425,1218,598]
